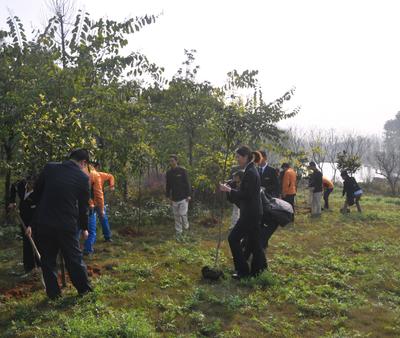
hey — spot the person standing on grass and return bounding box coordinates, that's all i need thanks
[322,176,334,210]
[83,164,105,255]
[341,171,363,213]
[91,161,115,243]
[281,163,297,211]
[220,146,266,279]
[31,149,92,300]
[166,155,191,240]
[308,162,323,217]
[8,175,40,276]
[258,150,280,198]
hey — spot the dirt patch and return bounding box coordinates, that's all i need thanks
[118,227,144,237]
[55,263,102,286]
[199,217,219,228]
[0,278,41,300]
[87,264,102,277]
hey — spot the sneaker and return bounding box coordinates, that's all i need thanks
[104,238,113,243]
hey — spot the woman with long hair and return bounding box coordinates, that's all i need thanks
[220,146,266,279]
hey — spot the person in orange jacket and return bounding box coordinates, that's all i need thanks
[82,165,105,255]
[280,163,297,212]
[322,176,334,210]
[94,162,115,240]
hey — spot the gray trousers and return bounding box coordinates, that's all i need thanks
[311,192,322,215]
[172,199,189,234]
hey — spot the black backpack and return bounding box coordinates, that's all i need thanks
[261,189,294,227]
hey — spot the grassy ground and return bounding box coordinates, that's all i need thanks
[0,191,399,337]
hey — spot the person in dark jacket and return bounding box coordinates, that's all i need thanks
[341,171,363,213]
[31,149,92,299]
[308,162,323,217]
[166,154,191,240]
[220,146,266,279]
[258,150,280,197]
[8,175,39,274]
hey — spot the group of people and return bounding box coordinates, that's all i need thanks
[8,150,115,298]
[8,146,365,298]
[307,162,363,216]
[165,147,364,280]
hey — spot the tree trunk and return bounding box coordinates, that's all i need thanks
[137,170,142,232]
[60,17,67,68]
[123,177,129,201]
[4,146,13,217]
[188,135,193,167]
[214,149,230,267]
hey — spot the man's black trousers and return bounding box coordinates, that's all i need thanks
[36,225,92,299]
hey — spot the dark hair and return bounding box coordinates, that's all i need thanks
[309,161,316,167]
[252,151,262,164]
[281,162,290,169]
[26,174,37,183]
[90,161,100,167]
[69,149,90,163]
[169,154,178,162]
[259,150,267,159]
[341,170,348,177]
[232,170,244,180]
[235,146,253,163]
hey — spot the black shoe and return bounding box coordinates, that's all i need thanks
[105,238,113,242]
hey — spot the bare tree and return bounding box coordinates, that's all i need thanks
[47,0,76,68]
[341,133,371,163]
[375,145,400,195]
[325,129,341,182]
[307,129,328,172]
[284,127,307,155]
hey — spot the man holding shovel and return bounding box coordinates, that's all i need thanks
[31,149,92,300]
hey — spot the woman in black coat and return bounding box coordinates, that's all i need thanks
[220,146,266,279]
[8,175,39,274]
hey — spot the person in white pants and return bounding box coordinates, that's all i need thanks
[172,199,189,233]
[166,155,191,239]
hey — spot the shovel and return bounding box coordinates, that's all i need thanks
[14,211,46,289]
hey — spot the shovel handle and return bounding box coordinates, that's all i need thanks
[14,211,41,262]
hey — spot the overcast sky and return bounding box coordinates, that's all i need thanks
[1,0,400,135]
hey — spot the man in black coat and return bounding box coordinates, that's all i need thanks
[8,175,39,274]
[30,149,92,299]
[258,151,280,198]
[166,154,191,240]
